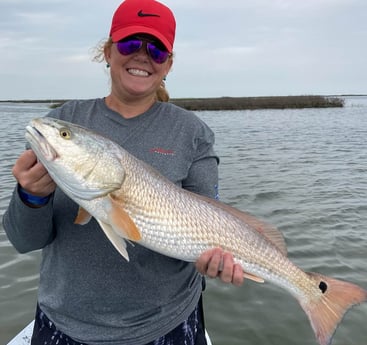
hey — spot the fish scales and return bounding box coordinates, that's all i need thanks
[115,152,317,295]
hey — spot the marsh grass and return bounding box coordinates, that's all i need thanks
[170,95,344,111]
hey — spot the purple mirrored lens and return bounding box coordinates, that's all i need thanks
[147,43,170,64]
[116,40,142,55]
[116,39,170,64]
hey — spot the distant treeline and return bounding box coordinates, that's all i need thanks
[1,95,345,110]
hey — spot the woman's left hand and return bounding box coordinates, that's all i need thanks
[195,248,245,287]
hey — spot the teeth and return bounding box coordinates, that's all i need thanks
[128,68,149,77]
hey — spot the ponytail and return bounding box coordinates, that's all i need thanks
[156,79,170,102]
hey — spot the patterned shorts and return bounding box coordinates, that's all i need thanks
[30,298,207,345]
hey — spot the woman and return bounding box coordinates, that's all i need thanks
[3,1,244,344]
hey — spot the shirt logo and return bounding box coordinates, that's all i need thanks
[149,147,175,156]
[137,10,160,18]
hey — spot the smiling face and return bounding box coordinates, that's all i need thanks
[104,35,173,103]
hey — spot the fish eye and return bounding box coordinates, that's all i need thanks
[59,127,72,140]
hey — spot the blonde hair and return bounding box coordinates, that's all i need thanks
[92,38,170,102]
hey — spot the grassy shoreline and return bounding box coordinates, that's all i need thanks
[171,95,344,110]
[0,95,346,110]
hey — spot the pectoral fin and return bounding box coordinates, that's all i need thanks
[74,207,92,225]
[109,195,142,242]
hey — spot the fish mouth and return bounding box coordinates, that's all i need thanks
[25,124,58,161]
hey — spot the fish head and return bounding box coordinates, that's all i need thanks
[25,117,125,200]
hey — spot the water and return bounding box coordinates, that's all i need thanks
[0,103,49,342]
[1,98,367,344]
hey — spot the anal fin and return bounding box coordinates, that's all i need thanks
[243,272,265,283]
[96,219,130,261]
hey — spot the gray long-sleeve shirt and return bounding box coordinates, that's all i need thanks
[3,99,219,345]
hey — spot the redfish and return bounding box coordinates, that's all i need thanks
[25,117,367,345]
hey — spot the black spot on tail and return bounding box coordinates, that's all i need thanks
[319,281,328,294]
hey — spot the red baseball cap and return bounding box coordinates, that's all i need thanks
[109,0,176,53]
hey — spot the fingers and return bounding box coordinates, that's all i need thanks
[12,150,56,196]
[218,252,244,286]
[206,248,223,278]
[232,264,245,287]
[196,248,220,277]
[219,252,235,283]
[12,150,37,174]
[195,248,245,286]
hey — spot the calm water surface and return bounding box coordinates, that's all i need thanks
[1,98,367,344]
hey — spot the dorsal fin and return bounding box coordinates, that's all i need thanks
[193,193,287,256]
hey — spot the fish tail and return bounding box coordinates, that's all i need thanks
[300,272,367,345]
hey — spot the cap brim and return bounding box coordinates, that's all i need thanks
[111,26,172,53]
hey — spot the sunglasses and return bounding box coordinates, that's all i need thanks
[116,37,171,64]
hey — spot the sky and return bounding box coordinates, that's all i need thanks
[0,0,366,100]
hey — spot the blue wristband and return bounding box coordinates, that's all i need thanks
[18,187,51,206]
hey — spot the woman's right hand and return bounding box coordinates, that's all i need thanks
[13,150,56,197]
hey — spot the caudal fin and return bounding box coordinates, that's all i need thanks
[300,273,367,345]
